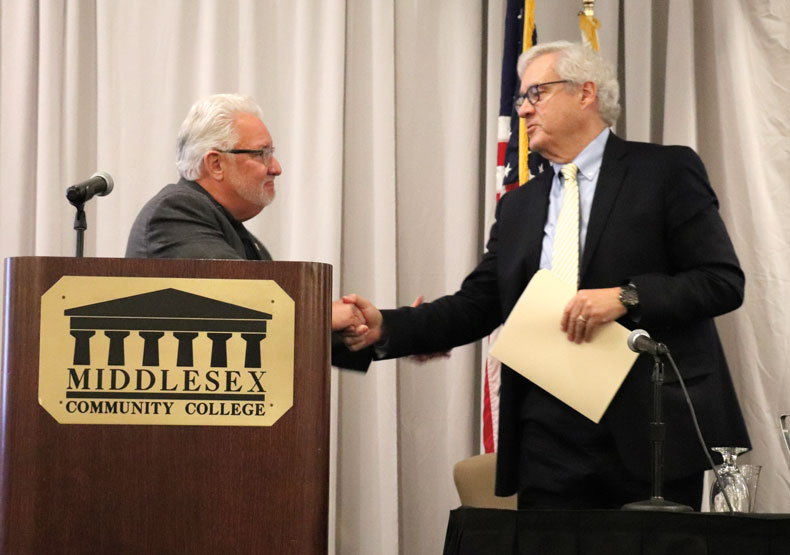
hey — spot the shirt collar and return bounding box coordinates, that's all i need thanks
[551,127,610,182]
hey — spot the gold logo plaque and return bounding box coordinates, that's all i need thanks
[38,276,295,426]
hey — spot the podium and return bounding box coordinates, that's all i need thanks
[0,257,332,554]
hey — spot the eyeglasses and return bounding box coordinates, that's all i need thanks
[218,146,276,165]
[514,80,570,109]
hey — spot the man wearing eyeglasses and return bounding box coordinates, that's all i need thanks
[344,41,748,509]
[127,94,281,261]
[126,94,368,357]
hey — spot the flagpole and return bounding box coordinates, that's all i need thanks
[579,0,600,52]
[518,0,536,187]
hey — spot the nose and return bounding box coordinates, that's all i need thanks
[268,156,282,176]
[517,98,534,118]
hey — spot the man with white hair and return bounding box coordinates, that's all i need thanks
[344,41,749,509]
[127,94,280,260]
[127,94,366,354]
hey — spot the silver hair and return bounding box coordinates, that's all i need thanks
[176,94,265,180]
[516,40,621,127]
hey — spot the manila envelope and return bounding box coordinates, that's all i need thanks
[489,269,638,422]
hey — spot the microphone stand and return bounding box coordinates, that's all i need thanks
[66,172,114,257]
[622,350,693,512]
[68,199,86,258]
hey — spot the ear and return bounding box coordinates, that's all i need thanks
[579,81,597,108]
[203,151,224,181]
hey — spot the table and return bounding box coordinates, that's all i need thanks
[443,507,790,554]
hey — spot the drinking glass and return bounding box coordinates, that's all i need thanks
[739,464,761,512]
[780,415,790,458]
[709,447,750,512]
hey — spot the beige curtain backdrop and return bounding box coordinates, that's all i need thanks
[1,0,788,553]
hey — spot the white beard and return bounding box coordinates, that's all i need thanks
[235,180,274,209]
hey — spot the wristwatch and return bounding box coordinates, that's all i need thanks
[619,282,639,312]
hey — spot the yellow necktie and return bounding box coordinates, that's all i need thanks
[552,163,580,288]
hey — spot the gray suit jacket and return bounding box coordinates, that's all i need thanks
[126,178,371,370]
[126,178,271,260]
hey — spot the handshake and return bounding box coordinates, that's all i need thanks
[331,294,451,361]
[331,294,383,352]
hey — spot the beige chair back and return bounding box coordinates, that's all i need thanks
[453,453,517,510]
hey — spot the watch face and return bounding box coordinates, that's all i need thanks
[620,286,639,307]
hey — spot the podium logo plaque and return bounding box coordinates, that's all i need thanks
[38,276,295,426]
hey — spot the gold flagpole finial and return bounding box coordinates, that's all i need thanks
[578,0,600,51]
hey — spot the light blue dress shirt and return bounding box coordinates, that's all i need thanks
[539,128,610,272]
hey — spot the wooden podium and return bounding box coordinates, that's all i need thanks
[0,257,332,554]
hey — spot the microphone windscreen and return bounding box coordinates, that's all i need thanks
[91,171,114,196]
[627,329,650,353]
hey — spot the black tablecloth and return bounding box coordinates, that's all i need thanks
[443,507,790,555]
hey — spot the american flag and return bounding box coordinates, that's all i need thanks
[483,0,542,453]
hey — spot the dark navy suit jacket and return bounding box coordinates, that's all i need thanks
[380,133,749,495]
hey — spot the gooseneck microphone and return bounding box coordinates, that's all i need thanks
[66,171,114,204]
[627,329,668,356]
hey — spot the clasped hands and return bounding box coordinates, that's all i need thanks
[332,294,450,361]
[331,294,383,350]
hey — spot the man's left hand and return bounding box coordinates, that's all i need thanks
[561,287,626,343]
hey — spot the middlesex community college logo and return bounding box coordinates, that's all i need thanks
[38,276,295,426]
